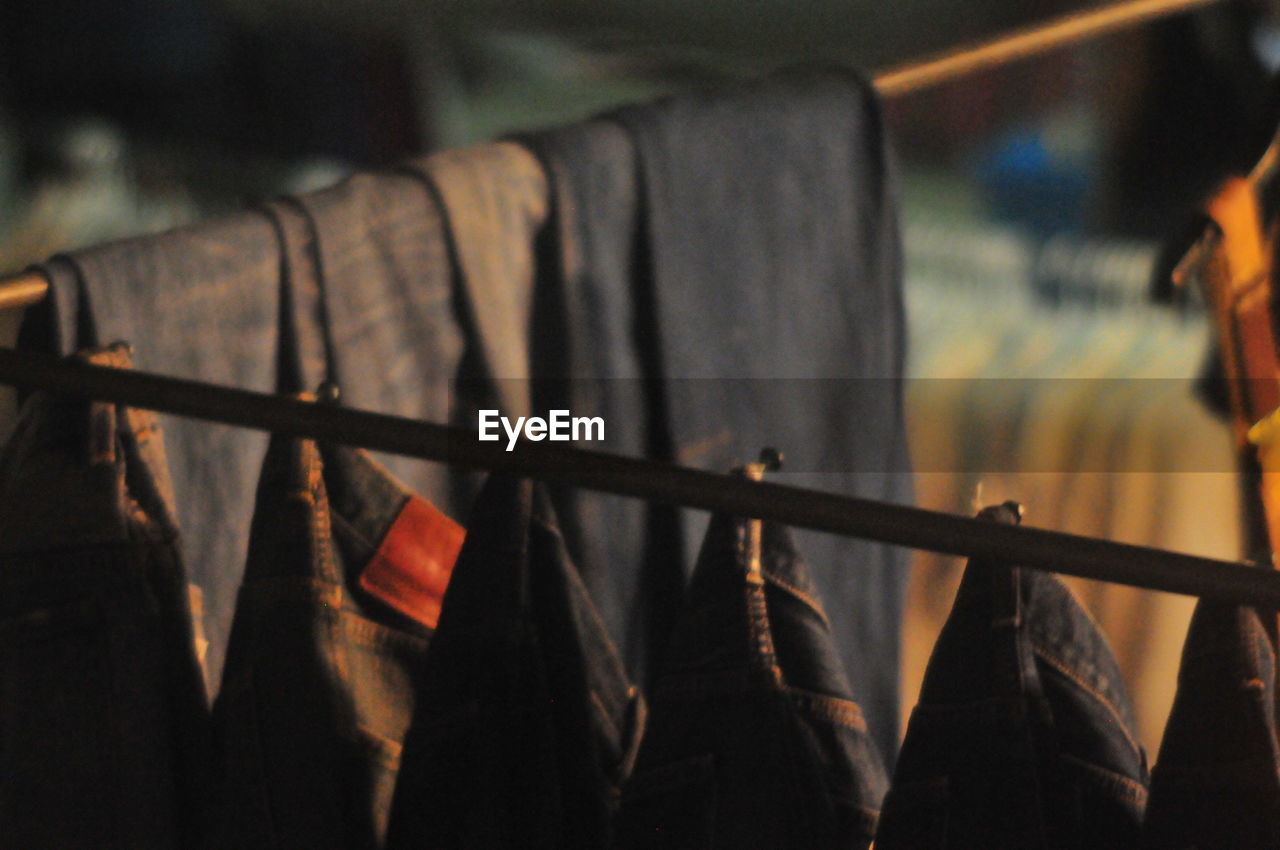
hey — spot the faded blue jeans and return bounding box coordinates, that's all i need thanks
[213,435,442,849]
[0,345,211,848]
[876,504,1149,849]
[385,475,647,849]
[614,489,889,849]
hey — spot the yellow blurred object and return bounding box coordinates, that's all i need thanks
[1201,177,1280,445]
[1248,409,1280,566]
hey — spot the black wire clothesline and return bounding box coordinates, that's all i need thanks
[0,346,1276,608]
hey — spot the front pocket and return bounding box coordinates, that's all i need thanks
[614,754,717,849]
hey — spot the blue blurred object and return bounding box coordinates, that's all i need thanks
[977,128,1093,237]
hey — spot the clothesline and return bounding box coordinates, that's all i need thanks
[0,0,1225,308]
[0,345,1275,607]
[873,0,1222,96]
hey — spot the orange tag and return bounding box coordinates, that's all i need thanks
[359,496,464,629]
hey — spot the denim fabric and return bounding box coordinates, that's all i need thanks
[20,143,544,693]
[524,68,913,760]
[521,120,661,689]
[262,198,336,396]
[1141,602,1280,848]
[21,215,283,687]
[384,475,646,849]
[402,141,549,422]
[288,167,473,518]
[213,434,436,849]
[615,492,889,850]
[876,504,1149,850]
[291,144,550,521]
[0,344,211,849]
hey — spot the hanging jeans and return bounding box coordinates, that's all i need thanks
[614,484,889,849]
[1142,602,1280,848]
[876,504,1149,849]
[0,344,211,849]
[213,435,453,848]
[385,476,646,849]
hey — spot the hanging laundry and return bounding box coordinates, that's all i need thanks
[213,433,458,849]
[18,209,286,689]
[526,68,913,760]
[521,118,659,692]
[877,503,1148,849]
[614,466,888,850]
[1141,602,1280,847]
[17,140,549,694]
[384,475,646,849]
[404,141,548,424]
[0,344,211,848]
[284,144,543,528]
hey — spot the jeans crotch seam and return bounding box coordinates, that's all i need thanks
[738,515,782,686]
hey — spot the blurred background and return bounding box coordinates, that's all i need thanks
[0,0,1274,756]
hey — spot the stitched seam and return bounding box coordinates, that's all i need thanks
[1031,642,1142,756]
[763,572,832,628]
[737,517,782,684]
[1058,753,1148,805]
[337,609,429,652]
[785,686,868,730]
[589,688,622,741]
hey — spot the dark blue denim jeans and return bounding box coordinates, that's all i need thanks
[614,489,889,849]
[876,504,1149,850]
[0,344,211,849]
[1142,602,1280,848]
[385,475,646,849]
[523,68,913,761]
[213,435,443,849]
